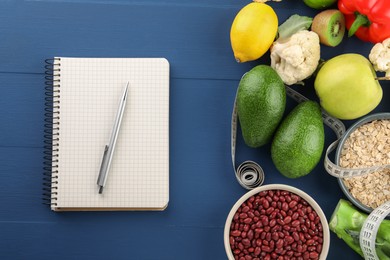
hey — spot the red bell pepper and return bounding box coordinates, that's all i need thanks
[338,0,390,43]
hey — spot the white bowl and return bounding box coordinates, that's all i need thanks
[224,184,330,260]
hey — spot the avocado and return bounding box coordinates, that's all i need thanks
[237,65,286,148]
[271,101,325,178]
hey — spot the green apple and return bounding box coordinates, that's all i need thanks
[303,0,337,9]
[314,53,382,120]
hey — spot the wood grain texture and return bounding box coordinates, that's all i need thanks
[0,0,388,259]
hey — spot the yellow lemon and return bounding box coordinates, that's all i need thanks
[230,2,278,63]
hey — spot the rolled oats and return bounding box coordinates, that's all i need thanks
[340,119,390,209]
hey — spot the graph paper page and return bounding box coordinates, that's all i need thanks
[52,57,169,211]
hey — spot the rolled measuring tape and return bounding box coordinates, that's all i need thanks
[231,84,389,259]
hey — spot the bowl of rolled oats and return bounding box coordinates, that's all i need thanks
[335,113,390,215]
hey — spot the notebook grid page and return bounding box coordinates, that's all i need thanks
[54,58,169,209]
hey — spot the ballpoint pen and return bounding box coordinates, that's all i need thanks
[97,82,129,194]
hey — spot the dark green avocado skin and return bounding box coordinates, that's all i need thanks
[237,65,286,148]
[271,100,325,178]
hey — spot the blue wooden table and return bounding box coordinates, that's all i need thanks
[0,0,388,259]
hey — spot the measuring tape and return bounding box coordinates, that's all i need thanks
[231,83,389,260]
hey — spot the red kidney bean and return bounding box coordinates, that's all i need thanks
[275,238,283,248]
[291,220,300,227]
[247,230,254,240]
[244,224,250,232]
[253,200,260,210]
[242,239,251,247]
[266,207,274,215]
[266,232,272,241]
[251,239,256,248]
[294,252,302,257]
[269,219,276,227]
[308,229,316,236]
[282,215,291,224]
[292,232,299,241]
[284,236,294,244]
[271,225,280,232]
[272,232,279,241]
[308,212,315,221]
[242,206,250,213]
[269,240,275,250]
[289,200,298,208]
[291,242,297,250]
[244,218,252,224]
[231,230,241,237]
[234,223,240,230]
[291,194,300,201]
[261,245,271,253]
[258,191,267,197]
[301,225,307,233]
[310,222,317,231]
[299,232,305,241]
[306,239,315,246]
[254,247,261,256]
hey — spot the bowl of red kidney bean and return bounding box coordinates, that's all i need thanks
[224,184,330,260]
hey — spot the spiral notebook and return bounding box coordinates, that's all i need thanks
[43,57,170,211]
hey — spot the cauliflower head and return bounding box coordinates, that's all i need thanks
[270,30,320,85]
[369,38,390,77]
